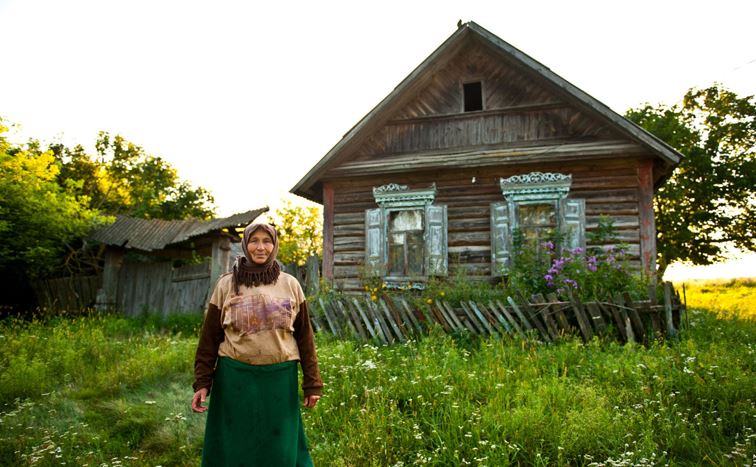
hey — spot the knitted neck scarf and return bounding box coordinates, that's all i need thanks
[232,223,281,294]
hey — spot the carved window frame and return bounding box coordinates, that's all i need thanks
[365,183,448,287]
[491,172,585,276]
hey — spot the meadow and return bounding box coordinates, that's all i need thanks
[0,280,753,466]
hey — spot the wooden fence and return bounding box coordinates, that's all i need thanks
[31,275,102,312]
[310,283,685,345]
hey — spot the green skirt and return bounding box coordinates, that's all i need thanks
[202,357,314,467]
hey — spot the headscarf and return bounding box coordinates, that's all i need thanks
[231,222,281,294]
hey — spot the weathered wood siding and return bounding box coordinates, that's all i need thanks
[350,42,621,161]
[329,158,641,292]
[117,261,211,316]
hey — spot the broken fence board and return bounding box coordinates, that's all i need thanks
[468,302,499,338]
[506,296,534,332]
[494,300,527,338]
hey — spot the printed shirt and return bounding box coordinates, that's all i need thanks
[210,272,305,366]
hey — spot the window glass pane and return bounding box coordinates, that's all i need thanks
[407,232,424,276]
[388,243,404,275]
[390,210,423,232]
[517,203,556,226]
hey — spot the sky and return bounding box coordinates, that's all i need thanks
[1,0,754,278]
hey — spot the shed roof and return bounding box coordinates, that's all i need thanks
[89,207,268,251]
[291,21,684,202]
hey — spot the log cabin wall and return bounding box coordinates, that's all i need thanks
[293,24,681,291]
[328,157,645,292]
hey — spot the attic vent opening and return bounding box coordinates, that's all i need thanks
[463,81,483,112]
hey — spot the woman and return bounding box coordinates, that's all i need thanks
[191,222,323,466]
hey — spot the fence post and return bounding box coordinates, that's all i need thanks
[306,255,320,296]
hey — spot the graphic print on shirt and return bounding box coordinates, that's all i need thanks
[226,294,293,336]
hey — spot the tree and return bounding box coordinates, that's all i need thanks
[0,120,108,291]
[50,132,216,220]
[271,199,323,266]
[626,85,755,276]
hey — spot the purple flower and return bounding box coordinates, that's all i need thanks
[562,278,579,289]
[572,247,584,255]
[542,241,555,251]
[544,274,554,282]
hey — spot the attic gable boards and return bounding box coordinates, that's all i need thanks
[327,37,633,175]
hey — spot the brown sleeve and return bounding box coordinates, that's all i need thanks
[293,301,323,397]
[193,303,225,392]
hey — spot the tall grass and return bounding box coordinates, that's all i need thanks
[0,289,754,465]
[675,278,756,320]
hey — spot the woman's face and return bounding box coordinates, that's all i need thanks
[246,229,275,265]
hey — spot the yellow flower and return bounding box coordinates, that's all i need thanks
[371,294,378,302]
[439,291,445,297]
[425,298,433,305]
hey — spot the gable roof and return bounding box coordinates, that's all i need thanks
[291,21,683,203]
[88,207,268,251]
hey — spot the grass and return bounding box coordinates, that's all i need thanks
[0,282,754,466]
[674,278,756,320]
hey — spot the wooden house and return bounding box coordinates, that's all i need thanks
[85,208,267,315]
[291,22,682,292]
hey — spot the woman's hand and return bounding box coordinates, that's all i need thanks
[303,395,320,408]
[192,388,209,413]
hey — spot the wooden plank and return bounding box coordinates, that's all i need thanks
[585,302,607,335]
[512,296,551,342]
[598,299,627,342]
[351,298,378,340]
[532,294,561,340]
[468,302,499,338]
[566,290,593,342]
[637,159,657,278]
[487,300,517,337]
[428,301,452,332]
[322,182,335,280]
[440,300,465,331]
[499,299,530,334]
[398,298,425,336]
[339,300,367,341]
[318,297,340,336]
[459,302,485,335]
[441,301,475,334]
[545,293,571,333]
[382,295,416,337]
[478,302,509,337]
[507,296,543,340]
[663,282,678,338]
[366,300,390,345]
[622,292,647,343]
[379,299,407,343]
[434,301,459,332]
[334,300,358,339]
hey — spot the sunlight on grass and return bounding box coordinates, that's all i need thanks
[675,278,756,320]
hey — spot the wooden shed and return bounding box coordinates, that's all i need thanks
[291,22,683,292]
[88,208,267,315]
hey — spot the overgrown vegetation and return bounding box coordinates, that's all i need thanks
[0,281,754,465]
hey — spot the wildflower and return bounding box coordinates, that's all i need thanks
[542,241,555,251]
[425,298,433,304]
[572,247,584,255]
[370,294,378,302]
[439,291,445,297]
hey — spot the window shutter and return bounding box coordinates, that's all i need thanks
[561,198,586,251]
[490,202,511,276]
[424,205,448,276]
[365,208,385,276]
